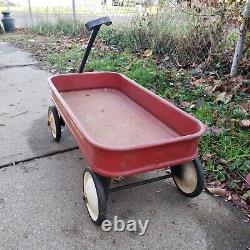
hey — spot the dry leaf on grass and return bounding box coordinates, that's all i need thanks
[246,173,250,187]
[240,119,250,128]
[179,101,192,108]
[240,102,250,113]
[215,92,232,104]
[207,180,221,187]
[143,49,152,57]
[210,126,224,135]
[65,43,73,49]
[219,159,228,165]
[202,153,213,161]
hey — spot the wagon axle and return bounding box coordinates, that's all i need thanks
[109,173,173,193]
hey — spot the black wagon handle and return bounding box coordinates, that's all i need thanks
[79,16,112,73]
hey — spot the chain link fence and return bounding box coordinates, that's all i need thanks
[0,0,156,27]
[1,0,247,69]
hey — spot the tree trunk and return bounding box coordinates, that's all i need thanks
[230,19,249,77]
[230,0,250,77]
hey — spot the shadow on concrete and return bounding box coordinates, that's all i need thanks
[25,113,76,154]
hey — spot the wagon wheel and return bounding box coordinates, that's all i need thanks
[48,106,61,142]
[83,168,109,225]
[171,158,205,198]
[60,116,65,126]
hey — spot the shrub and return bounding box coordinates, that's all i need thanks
[101,9,225,66]
[29,19,87,36]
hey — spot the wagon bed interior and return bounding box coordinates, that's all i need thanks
[50,72,203,149]
[61,88,180,147]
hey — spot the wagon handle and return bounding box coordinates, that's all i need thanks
[79,16,112,73]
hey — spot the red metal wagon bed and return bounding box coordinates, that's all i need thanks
[47,17,206,225]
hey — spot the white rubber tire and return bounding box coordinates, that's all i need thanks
[83,168,107,225]
[171,158,205,197]
[48,106,61,142]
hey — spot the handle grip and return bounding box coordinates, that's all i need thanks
[85,16,112,31]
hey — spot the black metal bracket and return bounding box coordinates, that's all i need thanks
[109,174,173,193]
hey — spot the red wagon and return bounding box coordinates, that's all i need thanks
[48,17,207,225]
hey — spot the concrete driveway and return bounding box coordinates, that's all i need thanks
[0,42,249,250]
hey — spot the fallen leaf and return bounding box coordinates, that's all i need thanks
[209,126,224,135]
[204,86,213,95]
[211,80,223,93]
[231,194,249,209]
[240,119,250,128]
[143,49,152,57]
[207,180,221,187]
[179,101,192,108]
[246,173,250,186]
[66,43,73,49]
[207,187,227,197]
[191,78,203,86]
[113,176,125,182]
[215,92,232,104]
[219,159,228,165]
[163,55,170,61]
[212,110,218,119]
[226,194,232,201]
[243,218,250,223]
[232,194,241,202]
[202,153,213,161]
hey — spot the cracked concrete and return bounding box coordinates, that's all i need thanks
[0,41,249,250]
[0,64,38,70]
[0,146,78,169]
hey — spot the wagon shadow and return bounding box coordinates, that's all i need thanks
[106,176,250,248]
[25,112,76,153]
[107,175,190,220]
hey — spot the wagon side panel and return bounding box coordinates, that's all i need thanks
[89,139,199,177]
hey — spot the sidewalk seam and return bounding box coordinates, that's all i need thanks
[0,63,38,70]
[0,146,79,170]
